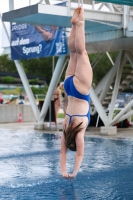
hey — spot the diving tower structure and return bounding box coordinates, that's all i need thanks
[1,0,133,133]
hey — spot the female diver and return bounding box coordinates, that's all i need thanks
[60,7,93,179]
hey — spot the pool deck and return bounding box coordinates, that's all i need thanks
[0,118,133,140]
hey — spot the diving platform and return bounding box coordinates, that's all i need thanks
[2,3,133,53]
[2,3,124,30]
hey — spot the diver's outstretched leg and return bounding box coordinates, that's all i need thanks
[74,7,92,94]
[65,11,79,78]
[71,7,80,25]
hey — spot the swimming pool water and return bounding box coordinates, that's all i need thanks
[0,129,133,200]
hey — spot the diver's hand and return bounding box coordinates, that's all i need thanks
[62,172,69,179]
[68,173,76,179]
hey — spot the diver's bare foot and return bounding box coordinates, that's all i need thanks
[78,7,84,21]
[71,7,80,24]
[71,7,84,26]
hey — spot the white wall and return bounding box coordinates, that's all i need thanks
[0,105,36,123]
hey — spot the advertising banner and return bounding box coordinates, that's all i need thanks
[10,3,68,60]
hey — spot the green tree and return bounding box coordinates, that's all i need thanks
[31,86,48,95]
[29,78,39,85]
[1,76,15,84]
[0,52,119,86]
[0,54,54,84]
[0,54,16,72]
[89,51,119,86]
[21,57,55,84]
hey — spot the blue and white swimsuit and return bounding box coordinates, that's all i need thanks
[64,76,90,125]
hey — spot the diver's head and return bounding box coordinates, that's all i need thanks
[63,119,83,151]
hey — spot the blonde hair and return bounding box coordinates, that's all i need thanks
[63,119,83,151]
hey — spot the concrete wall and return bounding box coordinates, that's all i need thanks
[0,105,36,123]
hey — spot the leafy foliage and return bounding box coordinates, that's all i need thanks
[21,57,57,84]
[29,78,39,85]
[2,76,15,83]
[31,86,48,95]
[89,51,119,86]
[0,52,119,86]
[0,54,16,72]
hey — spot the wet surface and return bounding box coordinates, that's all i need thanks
[0,129,133,199]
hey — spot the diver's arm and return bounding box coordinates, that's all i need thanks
[69,132,84,178]
[60,134,69,179]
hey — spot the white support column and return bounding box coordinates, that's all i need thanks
[106,52,114,66]
[123,5,127,28]
[108,51,125,123]
[9,0,14,10]
[95,51,122,96]
[123,5,128,36]
[90,87,108,126]
[91,51,123,115]
[67,0,71,16]
[111,4,122,13]
[111,99,133,125]
[38,0,50,4]
[39,55,66,122]
[92,1,95,10]
[98,3,105,11]
[52,56,55,74]
[38,0,45,3]
[94,71,109,96]
[113,110,133,125]
[126,51,133,69]
[126,5,129,22]
[105,3,114,12]
[4,0,40,121]
[92,53,105,69]
[14,60,40,121]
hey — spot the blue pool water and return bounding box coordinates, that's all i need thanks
[0,129,133,200]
